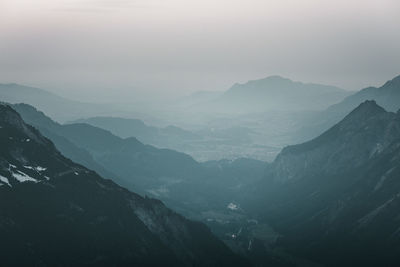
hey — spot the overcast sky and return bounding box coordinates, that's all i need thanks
[0,0,399,102]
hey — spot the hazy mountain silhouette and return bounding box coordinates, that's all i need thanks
[212,76,350,113]
[72,116,200,146]
[0,83,157,123]
[329,75,400,114]
[0,83,104,122]
[12,104,201,192]
[0,104,248,266]
[298,74,400,142]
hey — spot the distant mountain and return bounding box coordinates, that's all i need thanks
[247,100,400,265]
[212,76,350,113]
[12,104,202,193]
[72,116,281,162]
[10,102,280,264]
[0,83,157,123]
[0,104,247,266]
[72,116,199,144]
[329,74,400,114]
[72,116,157,139]
[0,83,101,122]
[11,103,266,216]
[297,74,400,141]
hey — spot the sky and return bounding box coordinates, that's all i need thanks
[0,0,399,102]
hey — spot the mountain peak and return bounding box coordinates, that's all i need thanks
[230,75,291,88]
[346,100,386,119]
[262,75,290,81]
[250,75,292,85]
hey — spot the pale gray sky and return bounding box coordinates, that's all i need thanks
[0,0,399,102]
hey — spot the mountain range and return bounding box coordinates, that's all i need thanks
[244,100,400,266]
[11,103,267,217]
[0,83,159,124]
[3,74,400,265]
[0,103,247,266]
[0,83,104,122]
[210,75,350,113]
[298,75,400,141]
[71,116,200,149]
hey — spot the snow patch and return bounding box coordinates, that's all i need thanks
[36,166,47,172]
[24,165,47,172]
[0,175,11,187]
[12,171,38,183]
[23,166,34,170]
[227,202,239,211]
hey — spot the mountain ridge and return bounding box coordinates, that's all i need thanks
[295,74,400,143]
[214,75,350,113]
[245,100,400,265]
[0,104,248,266]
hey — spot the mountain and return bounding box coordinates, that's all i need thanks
[212,76,350,113]
[72,116,158,139]
[0,83,102,122]
[72,116,200,145]
[329,74,400,114]
[12,104,202,193]
[10,104,120,183]
[11,103,266,216]
[10,103,290,265]
[71,116,282,162]
[0,103,248,266]
[0,83,158,123]
[297,74,400,141]
[247,100,400,265]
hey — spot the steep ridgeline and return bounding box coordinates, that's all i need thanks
[213,76,349,114]
[250,101,400,266]
[12,103,266,215]
[12,103,202,193]
[0,104,248,266]
[9,104,121,183]
[298,74,400,141]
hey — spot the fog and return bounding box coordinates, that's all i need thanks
[1,0,399,102]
